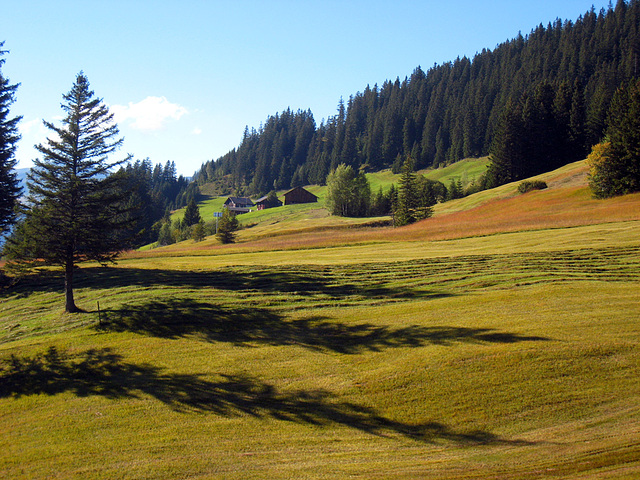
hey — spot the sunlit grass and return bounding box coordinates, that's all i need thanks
[2,260,639,478]
[423,156,491,186]
[2,159,640,478]
[366,157,491,194]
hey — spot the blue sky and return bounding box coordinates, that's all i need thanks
[2,0,611,176]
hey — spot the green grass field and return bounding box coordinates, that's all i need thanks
[2,160,640,479]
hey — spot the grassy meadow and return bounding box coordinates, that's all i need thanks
[1,160,640,479]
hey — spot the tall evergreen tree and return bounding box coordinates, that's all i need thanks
[216,208,239,244]
[5,73,131,312]
[0,43,22,236]
[486,98,526,186]
[569,80,588,156]
[394,156,421,226]
[182,198,202,227]
[589,79,640,197]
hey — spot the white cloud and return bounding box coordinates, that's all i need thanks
[19,118,43,136]
[16,118,60,168]
[111,96,188,132]
[192,127,202,135]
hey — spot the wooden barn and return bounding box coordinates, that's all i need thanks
[255,195,283,210]
[223,196,255,214]
[283,187,318,206]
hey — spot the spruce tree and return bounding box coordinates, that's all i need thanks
[182,198,201,227]
[5,73,131,312]
[569,80,588,157]
[486,98,526,187]
[605,79,640,192]
[394,156,418,226]
[157,221,174,246]
[216,208,239,244]
[264,190,280,208]
[0,43,22,235]
[447,178,464,200]
[191,220,205,242]
[589,79,640,197]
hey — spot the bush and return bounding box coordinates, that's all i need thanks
[191,221,205,242]
[517,180,548,194]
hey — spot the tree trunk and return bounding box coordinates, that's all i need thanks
[64,258,80,313]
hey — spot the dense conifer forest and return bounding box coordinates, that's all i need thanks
[111,159,196,246]
[193,0,640,195]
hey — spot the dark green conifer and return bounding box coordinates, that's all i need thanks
[0,43,21,235]
[182,198,201,227]
[5,73,131,313]
[589,79,640,197]
[486,98,526,187]
[394,156,418,226]
[216,208,239,244]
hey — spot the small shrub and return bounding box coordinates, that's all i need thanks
[191,222,205,242]
[518,180,548,194]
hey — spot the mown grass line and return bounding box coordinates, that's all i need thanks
[3,243,638,344]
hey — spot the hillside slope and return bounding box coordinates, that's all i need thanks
[177,156,488,229]
[147,159,640,258]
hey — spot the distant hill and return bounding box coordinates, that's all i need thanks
[193,1,640,197]
[174,157,489,228]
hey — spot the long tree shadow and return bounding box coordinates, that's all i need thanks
[4,265,446,305]
[97,298,549,353]
[0,346,533,446]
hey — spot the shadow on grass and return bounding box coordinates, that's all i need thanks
[4,265,446,304]
[96,299,549,353]
[0,346,533,446]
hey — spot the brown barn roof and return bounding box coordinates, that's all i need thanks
[283,187,318,204]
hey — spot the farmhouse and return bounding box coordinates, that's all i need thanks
[283,186,318,206]
[255,194,283,210]
[223,196,255,214]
